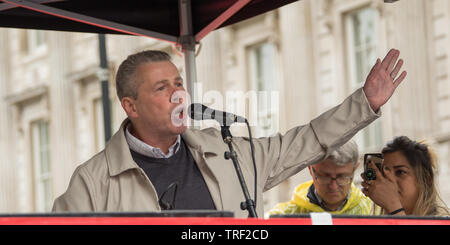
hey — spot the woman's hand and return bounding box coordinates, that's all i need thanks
[361,161,405,215]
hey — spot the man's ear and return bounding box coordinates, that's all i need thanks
[355,161,361,170]
[308,165,313,176]
[121,97,138,118]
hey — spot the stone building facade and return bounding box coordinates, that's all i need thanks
[0,0,449,214]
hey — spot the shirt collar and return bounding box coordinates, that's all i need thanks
[125,123,181,159]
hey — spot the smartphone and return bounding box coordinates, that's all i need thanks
[363,153,383,180]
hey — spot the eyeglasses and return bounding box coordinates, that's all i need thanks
[311,167,353,186]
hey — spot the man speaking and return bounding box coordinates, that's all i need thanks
[52,49,406,218]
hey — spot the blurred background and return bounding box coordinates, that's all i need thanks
[0,0,449,214]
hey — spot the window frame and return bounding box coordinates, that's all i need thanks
[344,6,383,151]
[247,41,280,137]
[30,119,52,212]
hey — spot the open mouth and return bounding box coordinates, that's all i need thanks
[171,106,187,127]
[173,106,184,118]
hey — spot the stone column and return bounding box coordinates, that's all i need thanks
[48,32,76,200]
[0,29,18,212]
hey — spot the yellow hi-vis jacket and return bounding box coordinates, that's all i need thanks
[268,180,375,216]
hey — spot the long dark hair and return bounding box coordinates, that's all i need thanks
[382,136,449,216]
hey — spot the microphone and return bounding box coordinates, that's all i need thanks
[158,182,178,210]
[188,103,247,126]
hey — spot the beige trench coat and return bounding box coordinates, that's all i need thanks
[52,88,379,217]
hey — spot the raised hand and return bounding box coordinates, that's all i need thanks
[363,49,407,112]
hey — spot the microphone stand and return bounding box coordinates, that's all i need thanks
[221,125,258,218]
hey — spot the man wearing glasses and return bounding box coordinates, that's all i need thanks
[268,140,373,215]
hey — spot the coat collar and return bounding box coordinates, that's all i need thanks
[181,127,220,157]
[105,119,140,176]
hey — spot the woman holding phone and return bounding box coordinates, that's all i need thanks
[361,136,449,216]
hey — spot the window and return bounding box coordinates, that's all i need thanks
[31,120,52,212]
[248,42,280,137]
[345,7,382,150]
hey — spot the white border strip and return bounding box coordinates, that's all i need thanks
[310,212,333,225]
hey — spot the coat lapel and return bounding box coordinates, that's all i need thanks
[104,119,160,210]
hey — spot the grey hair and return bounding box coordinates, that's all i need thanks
[327,140,359,167]
[115,50,172,100]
